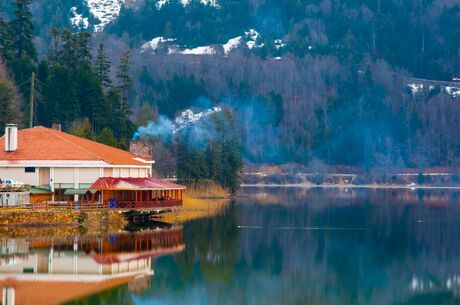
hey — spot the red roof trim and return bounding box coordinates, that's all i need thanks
[90,177,186,190]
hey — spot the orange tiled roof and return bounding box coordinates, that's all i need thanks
[0,126,152,166]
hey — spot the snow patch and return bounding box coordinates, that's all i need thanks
[168,45,217,55]
[223,36,242,55]
[408,83,424,94]
[141,37,176,53]
[274,39,286,50]
[70,7,89,29]
[445,86,460,98]
[141,37,217,56]
[86,0,124,32]
[156,0,168,8]
[408,83,460,98]
[141,29,286,57]
[181,46,216,55]
[245,29,264,49]
[175,106,222,132]
[157,0,219,9]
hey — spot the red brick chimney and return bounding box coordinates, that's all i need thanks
[52,123,62,132]
[130,140,152,159]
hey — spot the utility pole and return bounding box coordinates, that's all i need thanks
[29,72,35,128]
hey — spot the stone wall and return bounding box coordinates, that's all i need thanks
[0,210,127,234]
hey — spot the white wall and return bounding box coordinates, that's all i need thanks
[79,168,101,185]
[0,166,151,188]
[53,168,74,184]
[0,168,38,185]
[120,168,130,177]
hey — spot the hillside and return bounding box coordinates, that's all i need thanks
[1,0,460,171]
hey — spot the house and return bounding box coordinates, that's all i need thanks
[0,124,154,202]
[0,228,184,305]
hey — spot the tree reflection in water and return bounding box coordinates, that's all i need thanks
[71,188,460,305]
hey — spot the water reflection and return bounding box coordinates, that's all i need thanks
[4,187,460,305]
[0,224,184,305]
[137,188,460,305]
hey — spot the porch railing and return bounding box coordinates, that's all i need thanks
[23,199,182,211]
[114,200,182,209]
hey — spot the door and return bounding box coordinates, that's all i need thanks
[39,167,50,188]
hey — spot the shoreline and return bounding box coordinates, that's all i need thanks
[241,183,460,190]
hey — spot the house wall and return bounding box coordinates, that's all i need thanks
[79,168,101,184]
[30,193,53,203]
[0,166,151,189]
[53,168,74,184]
[0,251,151,275]
[0,167,38,185]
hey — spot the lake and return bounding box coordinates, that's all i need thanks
[3,187,460,305]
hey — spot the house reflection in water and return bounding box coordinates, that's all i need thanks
[0,227,185,305]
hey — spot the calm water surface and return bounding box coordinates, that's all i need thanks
[5,187,460,305]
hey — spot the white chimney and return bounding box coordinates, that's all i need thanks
[4,124,18,152]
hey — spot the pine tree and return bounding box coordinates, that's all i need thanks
[0,78,23,131]
[0,18,12,62]
[43,65,80,127]
[116,49,133,117]
[10,0,36,62]
[59,29,77,69]
[94,43,112,88]
[97,127,118,147]
[72,118,95,140]
[76,32,92,66]
[104,85,135,144]
[76,65,108,132]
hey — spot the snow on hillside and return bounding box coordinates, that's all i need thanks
[408,83,426,94]
[141,30,286,56]
[408,83,460,98]
[86,0,124,32]
[141,37,176,52]
[141,37,216,55]
[70,7,89,29]
[157,0,219,9]
[178,46,216,55]
[274,39,286,49]
[223,36,242,55]
[175,106,222,132]
[245,29,264,49]
[445,86,460,98]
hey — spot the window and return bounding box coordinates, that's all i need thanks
[25,167,35,173]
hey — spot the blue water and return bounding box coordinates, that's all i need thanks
[69,187,460,305]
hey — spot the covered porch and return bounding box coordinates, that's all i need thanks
[88,177,185,210]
